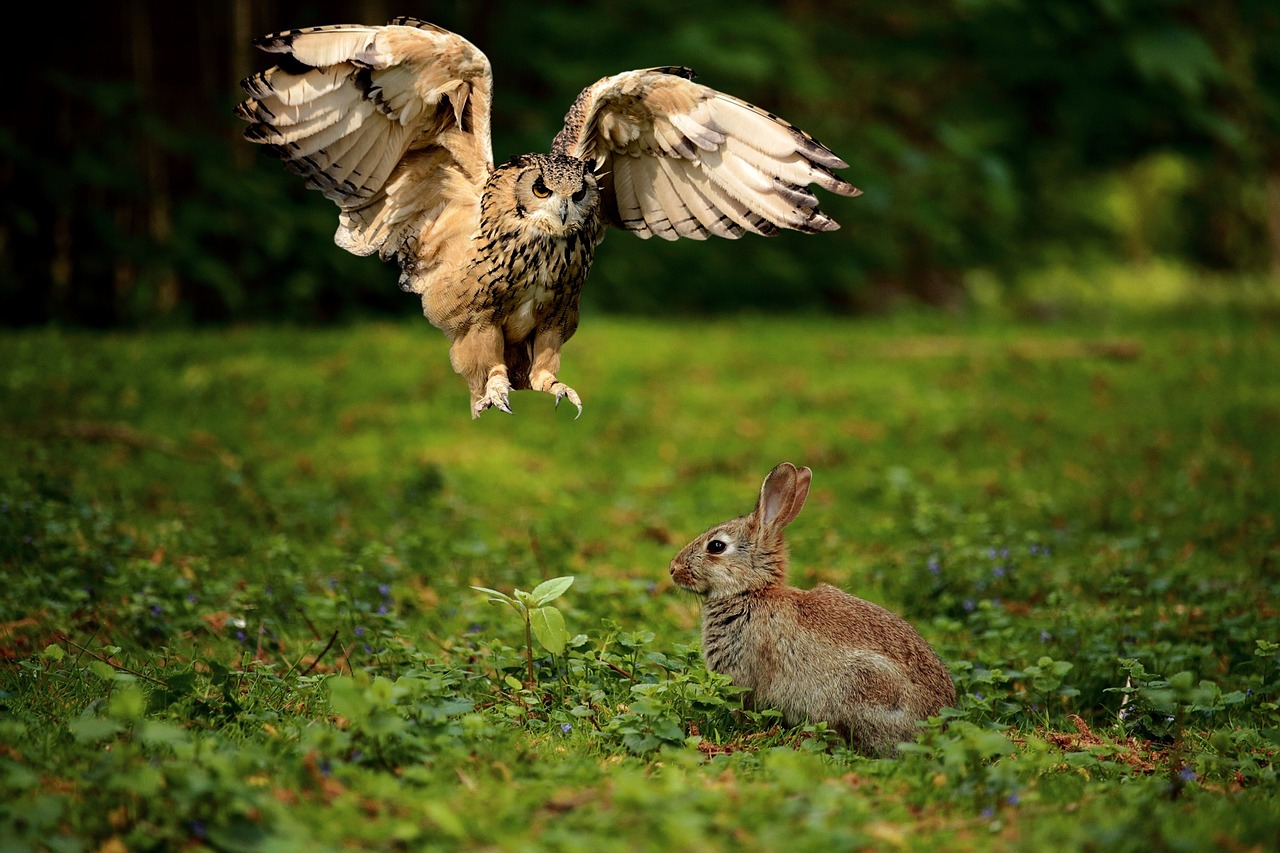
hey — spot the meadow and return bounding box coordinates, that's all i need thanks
[2,287,1278,851]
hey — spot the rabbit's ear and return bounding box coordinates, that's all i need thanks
[757,463,812,529]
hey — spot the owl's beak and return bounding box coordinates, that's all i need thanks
[558,199,569,225]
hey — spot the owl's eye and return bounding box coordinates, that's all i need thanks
[706,539,727,555]
[572,186,588,203]
[532,179,552,199]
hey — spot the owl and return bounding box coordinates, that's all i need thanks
[236,17,859,418]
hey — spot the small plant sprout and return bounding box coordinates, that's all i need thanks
[472,576,574,686]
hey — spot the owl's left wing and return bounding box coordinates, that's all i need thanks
[236,17,493,265]
[552,68,860,240]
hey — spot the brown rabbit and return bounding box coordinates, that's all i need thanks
[669,462,956,756]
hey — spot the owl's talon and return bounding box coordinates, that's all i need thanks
[473,396,513,418]
[473,378,514,418]
[551,383,583,418]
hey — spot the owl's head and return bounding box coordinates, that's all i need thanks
[501,153,599,235]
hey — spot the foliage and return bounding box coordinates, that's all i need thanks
[2,299,1279,849]
[473,576,575,683]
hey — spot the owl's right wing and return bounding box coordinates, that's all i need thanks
[236,17,493,265]
[552,68,860,241]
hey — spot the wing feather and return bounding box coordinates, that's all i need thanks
[237,18,494,265]
[639,156,689,240]
[241,66,350,107]
[609,159,651,237]
[654,157,732,239]
[552,68,859,241]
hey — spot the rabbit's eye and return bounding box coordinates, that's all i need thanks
[706,539,727,555]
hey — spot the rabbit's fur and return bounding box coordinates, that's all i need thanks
[669,462,956,756]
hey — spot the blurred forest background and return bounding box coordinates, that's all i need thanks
[2,0,1277,327]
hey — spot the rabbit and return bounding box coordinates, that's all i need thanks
[669,462,956,757]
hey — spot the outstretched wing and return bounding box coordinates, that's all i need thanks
[551,68,860,241]
[235,17,493,267]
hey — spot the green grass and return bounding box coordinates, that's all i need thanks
[2,302,1278,851]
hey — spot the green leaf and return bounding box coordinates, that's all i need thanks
[42,644,65,662]
[108,684,147,721]
[136,720,190,747]
[328,676,372,721]
[530,605,568,655]
[530,576,574,606]
[88,660,117,681]
[423,800,466,838]
[471,586,519,609]
[69,717,123,743]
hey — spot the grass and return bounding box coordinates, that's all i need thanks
[1,297,1278,851]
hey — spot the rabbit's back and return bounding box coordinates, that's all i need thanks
[701,583,954,755]
[797,584,956,716]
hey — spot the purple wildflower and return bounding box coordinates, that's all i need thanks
[561,723,572,733]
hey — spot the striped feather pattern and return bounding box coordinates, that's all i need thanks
[552,68,860,240]
[236,19,494,260]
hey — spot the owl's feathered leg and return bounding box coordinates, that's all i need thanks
[528,328,582,418]
[449,326,513,418]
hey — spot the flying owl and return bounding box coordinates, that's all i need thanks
[236,17,859,418]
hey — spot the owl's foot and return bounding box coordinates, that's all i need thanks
[550,382,583,419]
[473,376,514,418]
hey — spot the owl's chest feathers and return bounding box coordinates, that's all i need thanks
[472,222,600,338]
